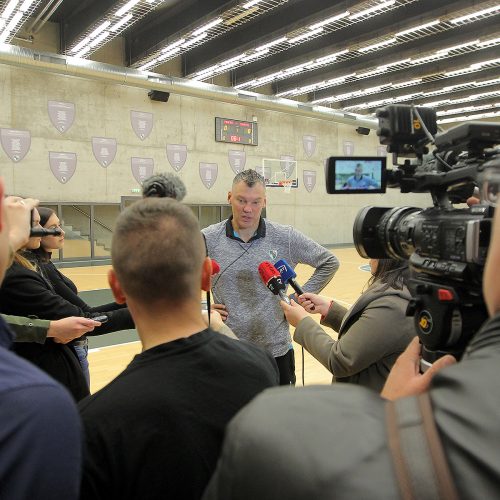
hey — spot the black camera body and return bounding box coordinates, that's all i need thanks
[335,104,500,365]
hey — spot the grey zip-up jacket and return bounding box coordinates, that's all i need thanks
[202,217,339,357]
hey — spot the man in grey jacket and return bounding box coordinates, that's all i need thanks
[202,169,339,385]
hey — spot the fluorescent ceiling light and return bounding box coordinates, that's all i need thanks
[138,59,158,71]
[288,27,323,44]
[70,37,90,53]
[445,67,475,77]
[349,0,396,20]
[377,58,411,70]
[410,54,441,65]
[243,0,262,8]
[75,46,91,58]
[182,32,208,48]
[1,0,19,20]
[192,18,222,36]
[157,47,180,61]
[309,11,350,30]
[0,30,10,43]
[359,37,396,52]
[115,0,140,18]
[19,0,35,12]
[162,39,185,52]
[90,20,111,39]
[110,14,133,32]
[255,36,287,51]
[450,5,500,24]
[219,53,245,66]
[358,67,385,78]
[395,19,440,37]
[90,31,110,48]
[0,19,5,30]
[477,36,500,47]
[437,39,479,54]
[470,57,500,69]
[225,6,258,25]
[242,48,269,61]
[5,10,22,32]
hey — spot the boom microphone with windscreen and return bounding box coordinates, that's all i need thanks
[258,262,291,305]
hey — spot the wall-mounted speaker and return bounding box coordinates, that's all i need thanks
[148,90,170,102]
[356,127,370,135]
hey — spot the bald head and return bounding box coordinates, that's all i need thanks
[111,198,205,307]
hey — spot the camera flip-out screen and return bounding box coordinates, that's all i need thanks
[326,156,387,194]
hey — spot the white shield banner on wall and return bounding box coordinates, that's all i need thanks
[0,129,31,163]
[302,135,316,158]
[377,145,387,157]
[166,144,188,172]
[280,155,295,178]
[49,152,77,184]
[303,170,317,193]
[92,137,117,168]
[199,163,218,189]
[131,157,154,184]
[228,150,246,174]
[130,111,153,141]
[48,101,75,133]
[343,140,354,156]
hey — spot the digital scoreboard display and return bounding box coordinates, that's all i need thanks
[215,117,258,145]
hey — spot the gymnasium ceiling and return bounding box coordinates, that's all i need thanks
[2,0,500,124]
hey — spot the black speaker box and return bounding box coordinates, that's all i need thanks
[356,127,370,135]
[148,90,170,102]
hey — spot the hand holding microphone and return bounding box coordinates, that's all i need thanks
[274,258,314,310]
[258,262,291,305]
[297,293,331,316]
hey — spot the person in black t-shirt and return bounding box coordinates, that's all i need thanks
[78,197,279,500]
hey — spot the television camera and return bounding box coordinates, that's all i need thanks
[330,104,500,367]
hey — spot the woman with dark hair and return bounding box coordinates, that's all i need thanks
[0,208,134,400]
[32,207,132,385]
[281,258,415,392]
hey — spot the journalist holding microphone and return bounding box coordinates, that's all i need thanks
[281,258,415,392]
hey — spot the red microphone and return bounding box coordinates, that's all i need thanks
[211,259,221,275]
[258,262,291,304]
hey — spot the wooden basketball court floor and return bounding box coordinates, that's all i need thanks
[61,247,370,394]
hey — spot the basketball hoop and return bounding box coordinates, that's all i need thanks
[279,180,293,194]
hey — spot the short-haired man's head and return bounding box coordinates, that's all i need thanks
[232,169,266,189]
[111,198,204,306]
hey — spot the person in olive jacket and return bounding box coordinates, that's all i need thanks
[281,258,415,392]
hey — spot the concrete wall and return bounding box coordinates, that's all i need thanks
[0,23,430,245]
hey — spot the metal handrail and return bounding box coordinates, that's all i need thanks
[70,205,113,234]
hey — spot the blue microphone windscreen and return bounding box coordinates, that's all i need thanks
[274,259,297,282]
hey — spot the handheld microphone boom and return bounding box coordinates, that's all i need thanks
[142,172,187,200]
[258,262,291,305]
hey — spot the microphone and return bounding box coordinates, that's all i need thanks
[30,227,62,237]
[142,172,187,201]
[211,259,221,275]
[258,262,291,305]
[274,259,304,296]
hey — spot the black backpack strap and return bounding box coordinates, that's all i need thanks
[385,393,459,500]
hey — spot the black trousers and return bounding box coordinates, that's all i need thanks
[274,349,296,386]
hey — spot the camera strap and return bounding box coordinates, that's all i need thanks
[385,393,458,500]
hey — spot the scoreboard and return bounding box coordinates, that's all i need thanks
[215,117,258,145]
